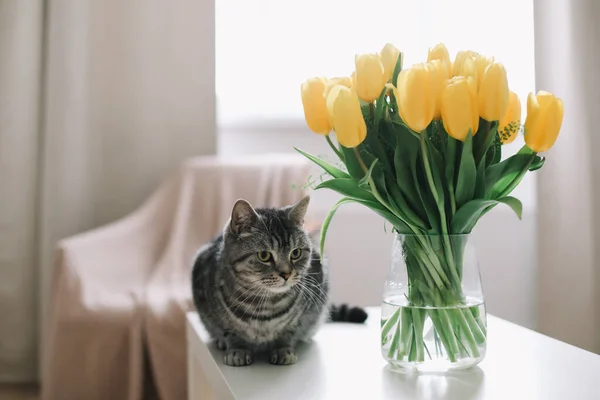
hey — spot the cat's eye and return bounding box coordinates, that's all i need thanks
[257,251,273,262]
[290,248,302,260]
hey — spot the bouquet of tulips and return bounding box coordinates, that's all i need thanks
[297,43,564,364]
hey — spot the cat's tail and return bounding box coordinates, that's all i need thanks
[328,304,368,323]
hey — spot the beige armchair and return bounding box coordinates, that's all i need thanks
[42,155,311,400]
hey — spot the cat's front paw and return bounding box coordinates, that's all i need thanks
[216,339,227,351]
[224,349,253,366]
[269,347,298,365]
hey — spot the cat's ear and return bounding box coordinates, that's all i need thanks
[287,195,310,225]
[230,199,259,234]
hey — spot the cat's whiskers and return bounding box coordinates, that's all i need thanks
[294,280,325,310]
[304,276,328,299]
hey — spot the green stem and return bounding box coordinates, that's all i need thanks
[351,145,451,292]
[387,315,402,359]
[419,134,462,293]
[411,308,425,362]
[453,309,480,358]
[325,134,344,161]
[381,307,401,342]
[429,311,457,363]
[397,308,412,359]
[463,308,486,344]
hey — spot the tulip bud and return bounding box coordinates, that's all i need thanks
[427,43,452,77]
[380,43,401,83]
[457,56,477,82]
[441,76,479,141]
[499,91,521,144]
[524,91,564,152]
[394,63,435,132]
[301,77,331,135]
[323,77,353,100]
[355,54,386,103]
[326,86,367,148]
[474,54,494,88]
[428,60,449,120]
[452,50,478,77]
[478,62,509,121]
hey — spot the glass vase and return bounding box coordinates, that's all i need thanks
[381,234,487,372]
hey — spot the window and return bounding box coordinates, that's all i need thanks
[216,0,536,205]
[217,0,534,129]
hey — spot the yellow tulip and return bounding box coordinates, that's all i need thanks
[524,91,564,152]
[394,63,435,132]
[323,77,353,100]
[474,54,494,88]
[326,86,367,148]
[499,91,521,144]
[457,56,477,82]
[380,43,401,83]
[452,50,479,76]
[301,77,331,134]
[478,62,509,121]
[355,53,386,102]
[428,60,449,120]
[427,43,452,78]
[441,76,479,141]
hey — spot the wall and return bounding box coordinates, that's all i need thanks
[219,129,539,329]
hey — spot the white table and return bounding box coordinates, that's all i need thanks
[186,308,600,399]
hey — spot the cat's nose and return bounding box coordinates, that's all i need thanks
[279,272,291,281]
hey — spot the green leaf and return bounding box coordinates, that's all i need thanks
[315,178,377,202]
[358,159,378,188]
[529,155,545,171]
[486,133,502,167]
[384,177,428,231]
[392,123,426,220]
[454,132,477,208]
[391,52,404,87]
[475,157,486,199]
[445,136,458,215]
[339,146,364,180]
[427,143,446,207]
[374,87,388,126]
[485,146,535,199]
[474,121,498,165]
[451,196,522,234]
[319,197,355,257]
[294,147,350,179]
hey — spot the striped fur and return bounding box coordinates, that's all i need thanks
[191,197,331,366]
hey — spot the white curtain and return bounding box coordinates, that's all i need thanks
[534,0,600,353]
[0,0,216,382]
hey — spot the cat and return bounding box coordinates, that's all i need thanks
[191,195,366,367]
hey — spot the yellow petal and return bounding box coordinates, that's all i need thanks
[458,56,477,82]
[525,91,564,152]
[452,50,478,77]
[323,77,353,100]
[329,87,367,148]
[428,43,451,64]
[396,63,435,132]
[380,43,401,83]
[474,54,494,88]
[478,62,509,121]
[355,53,386,103]
[428,60,449,120]
[301,77,331,135]
[441,76,479,141]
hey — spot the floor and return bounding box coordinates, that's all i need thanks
[0,384,39,400]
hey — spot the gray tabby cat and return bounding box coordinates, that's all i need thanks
[191,196,365,367]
